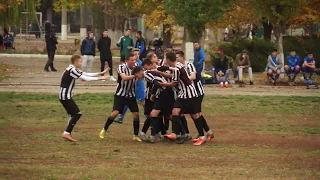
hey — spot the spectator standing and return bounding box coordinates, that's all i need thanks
[98,29,116,81]
[135,31,146,60]
[266,49,282,86]
[81,31,96,72]
[117,29,134,63]
[193,41,205,77]
[44,24,58,72]
[234,50,253,87]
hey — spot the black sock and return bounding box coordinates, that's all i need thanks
[164,116,170,131]
[65,114,82,133]
[269,74,274,80]
[193,117,204,136]
[133,117,139,136]
[158,116,167,135]
[150,117,158,136]
[180,116,190,134]
[308,73,313,79]
[141,117,151,133]
[200,115,210,132]
[104,116,114,131]
[173,115,185,135]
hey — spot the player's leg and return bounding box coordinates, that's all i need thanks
[82,55,88,72]
[100,95,122,139]
[139,99,153,141]
[115,105,128,124]
[166,99,184,141]
[87,55,94,72]
[275,68,281,81]
[60,99,82,142]
[127,97,141,142]
[284,65,292,81]
[267,68,274,81]
[292,65,300,82]
[224,70,230,87]
[149,109,161,143]
[180,114,192,140]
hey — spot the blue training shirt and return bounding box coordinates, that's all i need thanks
[286,55,300,67]
[272,57,277,64]
[135,59,144,94]
[304,56,314,64]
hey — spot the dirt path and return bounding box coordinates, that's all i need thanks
[0,57,319,96]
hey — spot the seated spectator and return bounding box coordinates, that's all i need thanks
[234,50,253,87]
[266,49,283,86]
[302,52,316,88]
[3,29,15,49]
[284,49,300,85]
[215,52,230,88]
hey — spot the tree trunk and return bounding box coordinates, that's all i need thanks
[61,4,67,40]
[275,25,284,78]
[80,4,87,38]
[163,24,171,49]
[263,21,273,41]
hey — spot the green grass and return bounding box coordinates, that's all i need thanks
[0,92,320,179]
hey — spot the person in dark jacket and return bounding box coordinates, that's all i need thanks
[215,52,230,88]
[135,31,146,60]
[98,29,115,81]
[44,24,58,72]
[81,31,96,72]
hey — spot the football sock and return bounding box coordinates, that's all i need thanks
[275,74,280,81]
[172,115,185,135]
[141,117,151,133]
[219,76,223,83]
[200,115,210,132]
[308,73,313,79]
[193,117,204,136]
[133,117,140,136]
[65,114,82,133]
[158,116,167,135]
[150,117,158,136]
[164,116,170,131]
[180,116,190,134]
[104,116,114,131]
[269,73,274,80]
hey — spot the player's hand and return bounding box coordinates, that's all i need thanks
[150,95,155,102]
[157,66,169,72]
[99,76,108,80]
[102,67,110,74]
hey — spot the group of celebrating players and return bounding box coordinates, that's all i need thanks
[59,48,214,146]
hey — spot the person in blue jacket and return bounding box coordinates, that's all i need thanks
[114,48,145,124]
[193,41,205,77]
[135,31,146,60]
[284,49,300,85]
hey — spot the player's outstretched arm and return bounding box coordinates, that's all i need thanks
[159,82,178,88]
[82,68,110,77]
[79,74,108,81]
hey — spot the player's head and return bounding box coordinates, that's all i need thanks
[241,50,248,58]
[142,58,153,70]
[146,52,158,64]
[307,52,313,59]
[175,51,185,63]
[126,52,136,68]
[136,31,142,38]
[132,48,140,60]
[102,29,108,37]
[125,28,131,36]
[271,49,277,57]
[165,51,176,67]
[290,49,296,56]
[194,41,200,49]
[88,31,94,39]
[132,66,144,80]
[71,54,82,68]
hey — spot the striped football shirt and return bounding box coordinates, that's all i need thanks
[59,65,82,100]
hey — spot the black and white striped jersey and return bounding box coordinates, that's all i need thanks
[59,65,82,100]
[172,62,198,99]
[186,62,205,96]
[144,70,167,98]
[116,63,136,97]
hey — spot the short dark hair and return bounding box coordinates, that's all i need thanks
[307,52,313,55]
[103,29,108,32]
[193,41,199,44]
[132,48,140,52]
[71,54,81,64]
[132,66,143,75]
[272,49,278,52]
[176,50,184,58]
[290,49,296,52]
[137,31,142,36]
[126,52,135,60]
[166,51,176,62]
[146,52,155,59]
[242,49,248,54]
[126,28,131,32]
[142,58,152,66]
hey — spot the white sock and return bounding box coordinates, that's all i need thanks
[63,131,70,135]
[207,130,212,134]
[140,132,145,136]
[220,82,223,84]
[199,136,206,140]
[225,82,228,84]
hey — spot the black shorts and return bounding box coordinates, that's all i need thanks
[153,88,175,117]
[173,98,199,115]
[144,99,154,116]
[113,95,139,113]
[120,55,125,62]
[196,95,204,112]
[60,99,80,116]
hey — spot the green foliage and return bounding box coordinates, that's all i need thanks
[209,38,278,72]
[165,0,236,41]
[283,36,320,67]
